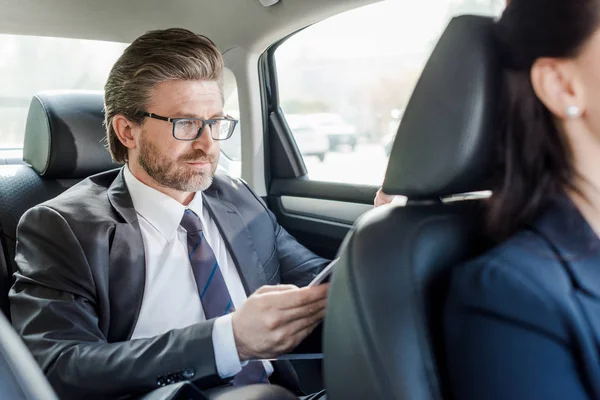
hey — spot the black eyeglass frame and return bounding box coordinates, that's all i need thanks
[143,112,238,141]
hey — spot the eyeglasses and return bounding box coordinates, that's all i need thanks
[143,112,238,141]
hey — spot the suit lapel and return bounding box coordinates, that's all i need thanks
[202,185,266,295]
[106,169,146,341]
[534,196,600,349]
[534,196,600,298]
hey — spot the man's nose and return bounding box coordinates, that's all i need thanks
[192,125,215,149]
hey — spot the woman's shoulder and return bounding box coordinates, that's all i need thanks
[459,228,570,288]
[447,228,574,334]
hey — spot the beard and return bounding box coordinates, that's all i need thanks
[138,137,218,193]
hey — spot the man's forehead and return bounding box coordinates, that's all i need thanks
[152,79,221,97]
[148,80,224,114]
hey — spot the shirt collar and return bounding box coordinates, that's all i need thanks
[123,165,204,240]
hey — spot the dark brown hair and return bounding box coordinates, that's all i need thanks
[488,0,600,240]
[104,28,224,163]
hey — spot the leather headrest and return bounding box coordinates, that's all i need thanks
[23,91,120,179]
[382,16,500,198]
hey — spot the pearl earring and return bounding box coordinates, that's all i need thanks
[566,105,582,119]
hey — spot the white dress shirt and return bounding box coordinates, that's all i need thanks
[124,166,273,378]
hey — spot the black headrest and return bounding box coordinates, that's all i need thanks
[23,91,120,179]
[382,16,500,198]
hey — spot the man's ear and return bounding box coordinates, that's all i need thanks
[112,115,139,150]
[531,58,585,120]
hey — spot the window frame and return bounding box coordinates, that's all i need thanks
[263,21,393,188]
[260,27,379,204]
[260,29,311,183]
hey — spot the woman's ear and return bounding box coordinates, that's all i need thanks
[112,115,139,150]
[531,58,585,120]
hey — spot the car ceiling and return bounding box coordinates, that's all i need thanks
[0,0,380,52]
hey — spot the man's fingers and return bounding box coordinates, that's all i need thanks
[279,298,327,323]
[286,308,326,336]
[274,309,327,353]
[287,309,326,342]
[375,188,394,207]
[255,284,298,294]
[374,188,383,207]
[298,309,326,334]
[268,284,330,310]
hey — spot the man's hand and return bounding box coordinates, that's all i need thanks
[231,284,329,361]
[374,187,395,207]
[374,188,407,208]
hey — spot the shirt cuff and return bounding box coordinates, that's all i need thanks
[212,314,246,379]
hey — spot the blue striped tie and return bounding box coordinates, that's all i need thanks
[180,209,268,385]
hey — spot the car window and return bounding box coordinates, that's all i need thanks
[0,34,128,151]
[275,0,505,185]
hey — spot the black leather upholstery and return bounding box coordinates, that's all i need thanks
[0,240,11,321]
[23,91,120,179]
[0,167,81,319]
[324,201,487,399]
[0,311,58,399]
[0,91,119,318]
[0,167,79,270]
[382,15,500,198]
[324,16,499,400]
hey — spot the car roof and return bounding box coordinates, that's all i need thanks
[0,0,380,52]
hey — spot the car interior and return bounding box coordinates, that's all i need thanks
[0,0,504,398]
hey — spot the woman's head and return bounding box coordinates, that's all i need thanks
[488,0,600,239]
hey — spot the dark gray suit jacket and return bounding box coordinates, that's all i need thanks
[9,168,328,399]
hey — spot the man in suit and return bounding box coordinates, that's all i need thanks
[9,28,329,399]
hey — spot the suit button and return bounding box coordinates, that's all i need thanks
[156,378,166,387]
[182,368,196,379]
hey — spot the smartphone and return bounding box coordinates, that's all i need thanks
[308,257,340,286]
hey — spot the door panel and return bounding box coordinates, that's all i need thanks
[268,179,377,260]
[280,196,373,225]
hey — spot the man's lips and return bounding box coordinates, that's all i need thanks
[186,160,212,167]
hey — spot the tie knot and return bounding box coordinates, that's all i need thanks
[180,209,203,234]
